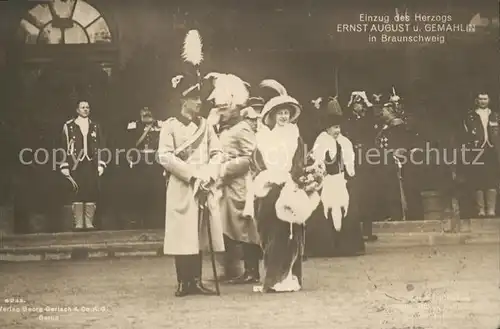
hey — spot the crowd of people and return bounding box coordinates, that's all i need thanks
[56,29,498,297]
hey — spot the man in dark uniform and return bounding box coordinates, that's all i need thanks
[461,93,500,217]
[373,101,420,222]
[124,107,165,228]
[60,100,106,230]
[343,91,379,241]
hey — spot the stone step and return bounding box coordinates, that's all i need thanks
[2,218,497,247]
[0,231,498,262]
[372,217,500,233]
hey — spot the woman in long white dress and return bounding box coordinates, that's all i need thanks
[244,80,323,292]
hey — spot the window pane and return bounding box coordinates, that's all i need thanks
[65,24,88,44]
[52,0,76,19]
[39,23,62,44]
[73,0,100,27]
[86,17,111,43]
[28,4,52,28]
[19,19,39,44]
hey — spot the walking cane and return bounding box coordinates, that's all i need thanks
[198,188,221,295]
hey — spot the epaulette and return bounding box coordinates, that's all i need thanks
[65,118,74,124]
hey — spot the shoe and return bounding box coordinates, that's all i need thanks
[175,281,190,297]
[227,271,260,284]
[364,235,378,242]
[190,279,217,295]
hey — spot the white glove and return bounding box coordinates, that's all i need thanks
[61,169,70,177]
[98,166,104,176]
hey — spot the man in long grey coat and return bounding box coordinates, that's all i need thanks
[157,70,225,297]
[206,73,261,284]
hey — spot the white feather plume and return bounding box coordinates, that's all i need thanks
[182,30,203,66]
[260,79,288,96]
[204,72,222,80]
[206,73,249,108]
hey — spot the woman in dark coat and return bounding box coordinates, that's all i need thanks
[244,79,323,292]
[305,112,365,257]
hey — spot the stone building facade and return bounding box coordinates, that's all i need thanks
[0,0,497,232]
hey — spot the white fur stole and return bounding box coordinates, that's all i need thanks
[321,173,349,231]
[312,132,355,177]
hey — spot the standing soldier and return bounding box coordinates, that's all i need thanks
[343,91,379,241]
[461,93,500,217]
[157,29,225,297]
[125,107,164,228]
[373,100,420,222]
[205,73,261,284]
[60,100,106,230]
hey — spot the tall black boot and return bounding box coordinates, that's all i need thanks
[228,243,261,284]
[174,256,190,297]
[190,253,216,295]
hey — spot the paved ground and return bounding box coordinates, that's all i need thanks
[0,244,499,329]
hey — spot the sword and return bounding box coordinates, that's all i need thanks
[197,184,221,295]
[64,174,79,192]
[393,155,408,221]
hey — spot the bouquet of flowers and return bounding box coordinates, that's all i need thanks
[297,154,325,193]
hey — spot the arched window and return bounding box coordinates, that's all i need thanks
[18,0,112,45]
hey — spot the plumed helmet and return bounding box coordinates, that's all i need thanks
[203,72,250,109]
[170,29,204,99]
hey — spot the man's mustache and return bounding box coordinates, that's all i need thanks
[207,108,221,126]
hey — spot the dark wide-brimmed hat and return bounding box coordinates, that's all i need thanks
[320,113,345,131]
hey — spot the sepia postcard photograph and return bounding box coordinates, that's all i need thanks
[0,0,498,328]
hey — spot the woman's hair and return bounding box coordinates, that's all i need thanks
[267,106,292,128]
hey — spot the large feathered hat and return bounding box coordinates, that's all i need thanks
[259,79,301,126]
[171,30,204,99]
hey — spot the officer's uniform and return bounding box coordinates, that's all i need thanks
[60,117,106,229]
[374,118,420,221]
[461,108,500,216]
[343,97,379,238]
[125,119,165,228]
